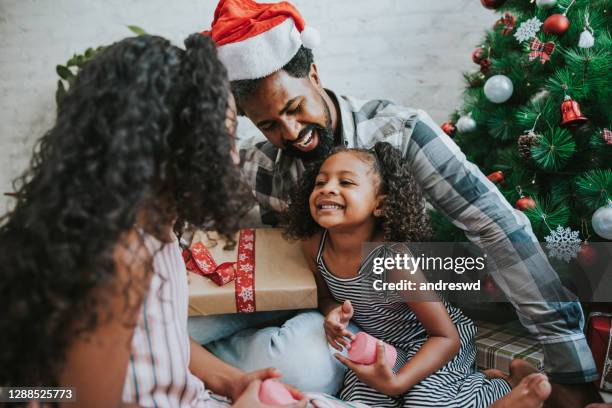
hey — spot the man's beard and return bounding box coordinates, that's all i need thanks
[282,95,336,163]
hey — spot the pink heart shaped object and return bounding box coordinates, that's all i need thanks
[347,332,397,367]
[259,379,298,406]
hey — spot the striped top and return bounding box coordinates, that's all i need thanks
[122,234,219,407]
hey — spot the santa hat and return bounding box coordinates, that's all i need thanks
[204,0,320,81]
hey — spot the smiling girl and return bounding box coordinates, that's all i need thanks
[283,142,551,408]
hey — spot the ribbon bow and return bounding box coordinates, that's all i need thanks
[495,12,516,36]
[529,38,556,64]
[183,229,256,313]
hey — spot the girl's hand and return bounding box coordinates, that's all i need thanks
[229,368,305,402]
[335,341,404,397]
[324,300,355,350]
[231,379,307,408]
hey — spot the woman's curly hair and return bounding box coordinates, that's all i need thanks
[283,142,431,242]
[0,34,252,387]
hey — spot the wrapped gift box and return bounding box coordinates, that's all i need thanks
[475,320,544,374]
[187,228,317,316]
[587,313,612,391]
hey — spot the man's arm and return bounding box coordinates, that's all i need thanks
[402,109,598,384]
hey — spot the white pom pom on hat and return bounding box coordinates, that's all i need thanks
[205,0,322,81]
[300,26,320,49]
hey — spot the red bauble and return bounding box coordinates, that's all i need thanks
[479,58,491,74]
[516,196,536,211]
[543,14,570,35]
[441,122,456,137]
[481,0,507,9]
[560,96,587,126]
[487,171,505,184]
[472,47,485,64]
[577,243,597,267]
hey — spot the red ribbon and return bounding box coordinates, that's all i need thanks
[183,229,256,313]
[495,12,516,36]
[529,38,555,64]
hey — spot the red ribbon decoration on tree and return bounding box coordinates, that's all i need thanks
[495,12,516,35]
[529,38,556,64]
[183,229,257,313]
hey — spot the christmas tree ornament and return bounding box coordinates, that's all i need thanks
[481,0,506,9]
[467,72,486,87]
[545,225,581,262]
[560,95,587,126]
[578,12,595,48]
[440,122,456,137]
[518,131,540,160]
[602,128,612,145]
[579,29,595,48]
[456,113,477,133]
[535,0,557,9]
[516,195,536,211]
[543,14,570,35]
[472,47,485,64]
[543,0,575,36]
[528,38,556,64]
[577,242,597,267]
[484,75,514,104]
[495,12,517,36]
[487,170,505,184]
[514,17,543,43]
[479,58,492,74]
[592,201,612,240]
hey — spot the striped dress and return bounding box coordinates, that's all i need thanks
[316,231,511,408]
[122,233,231,407]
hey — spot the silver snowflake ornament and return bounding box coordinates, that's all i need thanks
[514,17,543,43]
[544,225,581,262]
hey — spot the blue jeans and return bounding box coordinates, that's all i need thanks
[188,310,356,394]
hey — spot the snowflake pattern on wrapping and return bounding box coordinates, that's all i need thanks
[544,225,581,262]
[239,286,254,302]
[514,17,543,43]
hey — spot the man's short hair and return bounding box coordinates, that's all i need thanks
[231,46,314,111]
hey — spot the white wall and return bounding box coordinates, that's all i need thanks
[0,0,494,213]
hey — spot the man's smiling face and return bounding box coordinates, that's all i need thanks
[238,65,337,162]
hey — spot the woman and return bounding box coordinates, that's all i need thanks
[0,33,304,407]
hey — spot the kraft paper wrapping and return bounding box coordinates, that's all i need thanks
[188,229,317,316]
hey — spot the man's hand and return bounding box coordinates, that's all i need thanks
[335,341,403,397]
[228,368,305,403]
[324,300,355,350]
[231,379,307,408]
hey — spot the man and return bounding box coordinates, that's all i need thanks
[192,0,604,406]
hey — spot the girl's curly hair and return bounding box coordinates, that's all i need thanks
[283,142,431,242]
[0,34,252,386]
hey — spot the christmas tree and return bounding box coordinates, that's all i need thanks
[436,0,612,264]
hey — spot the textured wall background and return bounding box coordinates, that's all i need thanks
[0,0,494,212]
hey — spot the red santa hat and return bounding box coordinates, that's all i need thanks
[204,0,320,81]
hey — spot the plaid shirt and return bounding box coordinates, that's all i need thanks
[239,91,597,384]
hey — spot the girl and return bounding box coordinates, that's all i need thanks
[0,34,305,407]
[283,142,550,408]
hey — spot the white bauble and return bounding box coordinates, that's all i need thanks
[536,0,557,9]
[456,114,477,132]
[578,29,595,48]
[592,203,612,240]
[484,75,514,104]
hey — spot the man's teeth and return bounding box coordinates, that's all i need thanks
[296,131,313,147]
